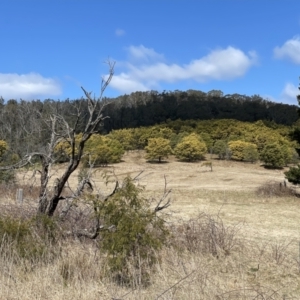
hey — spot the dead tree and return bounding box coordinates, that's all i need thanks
[0,60,115,217]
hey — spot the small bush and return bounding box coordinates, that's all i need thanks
[172,213,243,257]
[260,142,288,168]
[175,133,207,162]
[0,169,15,184]
[228,140,258,162]
[213,140,229,160]
[0,216,43,261]
[256,181,295,197]
[0,213,60,264]
[98,176,169,287]
[285,165,300,185]
[145,137,173,162]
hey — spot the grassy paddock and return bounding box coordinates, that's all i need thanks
[1,151,300,299]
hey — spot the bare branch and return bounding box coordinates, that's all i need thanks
[154,175,171,212]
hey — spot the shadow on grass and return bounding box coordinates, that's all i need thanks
[146,160,170,164]
[261,164,284,170]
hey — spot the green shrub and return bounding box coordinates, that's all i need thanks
[0,216,42,261]
[98,176,169,287]
[174,133,207,162]
[0,214,59,263]
[145,137,173,162]
[108,129,134,151]
[85,135,124,166]
[213,140,229,159]
[260,143,287,168]
[0,170,15,183]
[228,140,258,162]
[285,165,300,185]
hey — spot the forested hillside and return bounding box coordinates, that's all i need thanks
[0,90,298,163]
[103,90,298,131]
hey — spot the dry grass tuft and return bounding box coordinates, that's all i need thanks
[0,201,299,299]
[171,212,243,257]
[0,152,299,299]
[256,181,296,198]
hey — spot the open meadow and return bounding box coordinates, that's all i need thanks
[1,151,300,299]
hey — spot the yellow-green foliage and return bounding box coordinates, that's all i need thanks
[54,133,83,162]
[0,140,8,159]
[176,119,296,154]
[199,132,214,150]
[175,133,207,161]
[108,126,173,152]
[108,129,134,151]
[242,144,260,163]
[54,134,124,165]
[169,131,190,149]
[145,137,173,162]
[85,134,124,166]
[260,142,289,168]
[130,126,174,150]
[0,140,15,183]
[228,140,258,161]
[107,120,295,156]
[127,119,295,155]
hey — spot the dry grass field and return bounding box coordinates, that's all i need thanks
[1,151,300,299]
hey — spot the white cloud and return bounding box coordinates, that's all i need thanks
[115,28,125,37]
[279,82,299,104]
[127,45,164,62]
[109,45,257,94]
[108,72,149,94]
[0,73,61,100]
[274,36,300,64]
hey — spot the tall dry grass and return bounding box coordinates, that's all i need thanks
[0,192,300,299]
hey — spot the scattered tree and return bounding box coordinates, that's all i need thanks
[145,137,173,162]
[84,134,124,166]
[243,144,259,163]
[107,129,134,151]
[228,140,258,162]
[260,142,287,168]
[213,140,229,160]
[169,131,189,149]
[174,133,207,162]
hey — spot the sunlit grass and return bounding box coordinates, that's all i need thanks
[1,151,299,299]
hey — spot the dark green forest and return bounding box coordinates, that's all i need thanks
[103,90,298,131]
[0,89,298,161]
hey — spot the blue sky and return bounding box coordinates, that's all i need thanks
[1,0,300,105]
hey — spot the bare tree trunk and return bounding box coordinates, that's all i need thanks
[1,60,115,218]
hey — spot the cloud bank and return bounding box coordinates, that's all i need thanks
[280,82,299,104]
[274,36,300,64]
[108,45,257,94]
[0,73,61,100]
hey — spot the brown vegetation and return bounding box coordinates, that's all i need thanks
[1,151,300,299]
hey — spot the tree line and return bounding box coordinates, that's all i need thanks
[0,91,298,170]
[103,90,298,131]
[1,118,293,171]
[0,89,298,150]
